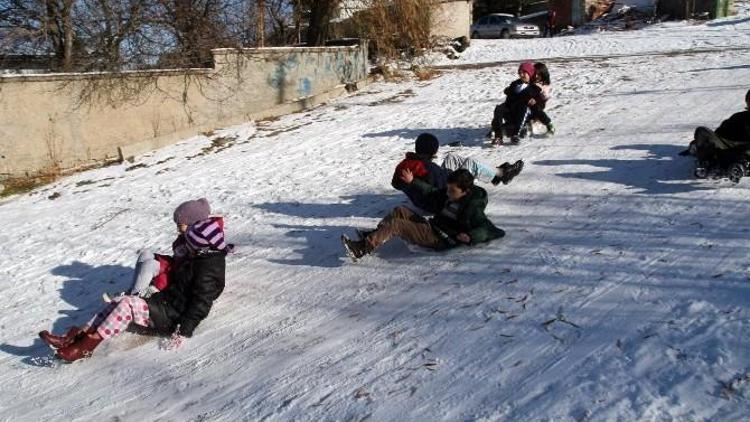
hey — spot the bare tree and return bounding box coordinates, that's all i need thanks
[303,0,338,45]
[150,0,233,67]
[0,0,80,70]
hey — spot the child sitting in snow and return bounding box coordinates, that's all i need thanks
[392,133,524,212]
[38,199,232,362]
[524,62,555,136]
[107,198,231,301]
[344,169,505,261]
[491,62,535,144]
[492,62,553,144]
[680,89,750,180]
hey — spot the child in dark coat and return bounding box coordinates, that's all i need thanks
[108,198,231,301]
[491,62,543,144]
[344,169,505,260]
[392,133,524,212]
[38,199,230,362]
[680,89,750,178]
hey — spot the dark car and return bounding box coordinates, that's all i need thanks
[470,14,541,39]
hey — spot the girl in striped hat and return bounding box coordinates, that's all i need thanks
[38,198,231,361]
[108,198,217,301]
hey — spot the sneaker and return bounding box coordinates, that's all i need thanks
[546,122,555,135]
[342,235,370,261]
[491,137,504,146]
[500,160,524,185]
[509,136,520,145]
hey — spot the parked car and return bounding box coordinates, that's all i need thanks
[470,14,541,39]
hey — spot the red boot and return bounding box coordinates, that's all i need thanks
[56,333,103,362]
[39,327,84,349]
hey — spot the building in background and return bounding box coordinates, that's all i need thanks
[433,0,474,39]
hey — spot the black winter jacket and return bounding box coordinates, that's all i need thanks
[146,251,226,337]
[503,79,528,106]
[715,110,750,144]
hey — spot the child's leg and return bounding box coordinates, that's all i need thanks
[442,153,497,183]
[366,206,443,250]
[96,296,151,340]
[506,103,528,136]
[531,106,552,126]
[85,302,118,329]
[130,249,161,295]
[694,126,736,151]
[491,104,506,136]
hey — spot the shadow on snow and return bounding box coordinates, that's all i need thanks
[0,261,132,366]
[533,144,715,194]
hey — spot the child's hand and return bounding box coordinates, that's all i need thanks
[456,233,471,244]
[400,168,414,184]
[160,328,186,350]
[528,98,537,106]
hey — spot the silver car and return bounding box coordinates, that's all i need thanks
[471,14,541,39]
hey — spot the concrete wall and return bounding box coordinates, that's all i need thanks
[432,0,473,40]
[0,45,368,180]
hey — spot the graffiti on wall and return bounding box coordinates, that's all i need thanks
[267,48,366,101]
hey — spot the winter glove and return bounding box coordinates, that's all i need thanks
[160,326,186,351]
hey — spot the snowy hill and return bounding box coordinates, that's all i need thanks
[1,15,750,422]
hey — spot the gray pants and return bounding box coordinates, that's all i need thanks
[441,152,497,183]
[130,249,161,296]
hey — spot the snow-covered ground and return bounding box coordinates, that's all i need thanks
[2,14,750,422]
[431,11,750,67]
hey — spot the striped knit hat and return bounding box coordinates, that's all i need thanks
[186,217,228,252]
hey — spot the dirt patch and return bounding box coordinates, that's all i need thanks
[187,136,239,159]
[125,163,148,172]
[368,89,416,106]
[1,173,58,198]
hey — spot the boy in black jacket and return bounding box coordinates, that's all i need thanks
[681,89,750,179]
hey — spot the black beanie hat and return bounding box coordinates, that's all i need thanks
[415,133,439,156]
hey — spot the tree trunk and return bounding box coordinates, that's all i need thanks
[306,0,337,46]
[258,0,265,47]
[62,0,75,71]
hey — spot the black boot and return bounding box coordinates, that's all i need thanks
[495,160,524,185]
[342,235,371,261]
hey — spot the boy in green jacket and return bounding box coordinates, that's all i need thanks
[342,168,505,260]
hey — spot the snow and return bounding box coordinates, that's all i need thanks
[2,12,750,422]
[432,13,750,67]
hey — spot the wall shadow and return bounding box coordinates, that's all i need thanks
[707,17,750,26]
[600,84,749,97]
[0,261,132,366]
[267,223,354,268]
[362,127,490,148]
[685,64,750,73]
[254,193,402,219]
[534,144,712,194]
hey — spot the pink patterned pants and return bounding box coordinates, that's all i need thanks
[86,296,151,340]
